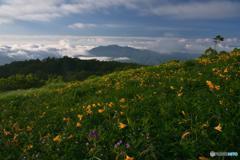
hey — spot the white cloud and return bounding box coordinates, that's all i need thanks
[0,44,62,65]
[0,0,240,25]
[0,0,134,23]
[68,23,97,29]
[68,22,131,30]
[0,35,239,65]
[77,56,130,62]
[0,0,62,22]
[148,1,240,19]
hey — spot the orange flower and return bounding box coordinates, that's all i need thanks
[76,122,81,128]
[108,102,114,108]
[63,117,70,123]
[206,80,220,91]
[181,131,190,139]
[206,81,215,90]
[119,98,126,103]
[224,67,229,73]
[77,114,83,121]
[214,123,222,132]
[98,109,105,113]
[27,144,33,150]
[177,92,183,97]
[3,129,11,136]
[53,135,61,143]
[119,122,127,129]
[125,155,134,160]
[198,156,209,160]
[215,85,220,91]
[86,106,93,114]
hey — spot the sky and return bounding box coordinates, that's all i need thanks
[0,0,240,61]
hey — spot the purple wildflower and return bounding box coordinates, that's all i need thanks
[88,129,99,140]
[125,143,130,149]
[114,140,123,148]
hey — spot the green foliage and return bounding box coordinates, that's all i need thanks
[214,35,224,43]
[0,57,141,91]
[202,47,218,57]
[233,48,240,52]
[0,50,239,159]
[0,57,140,79]
[0,74,44,92]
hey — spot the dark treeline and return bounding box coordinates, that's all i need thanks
[0,56,141,91]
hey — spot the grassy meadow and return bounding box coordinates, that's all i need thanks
[0,50,240,159]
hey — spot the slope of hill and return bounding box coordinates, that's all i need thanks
[0,50,239,159]
[0,57,140,91]
[87,45,201,65]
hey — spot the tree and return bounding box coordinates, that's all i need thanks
[204,47,218,57]
[233,48,240,52]
[213,35,224,50]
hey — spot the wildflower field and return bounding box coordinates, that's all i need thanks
[0,50,240,160]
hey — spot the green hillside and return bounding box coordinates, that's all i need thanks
[0,50,239,160]
[0,57,140,92]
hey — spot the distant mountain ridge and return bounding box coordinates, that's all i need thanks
[1,45,201,66]
[0,54,14,65]
[87,45,201,65]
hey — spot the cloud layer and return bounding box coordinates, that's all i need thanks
[0,0,240,24]
[0,35,239,65]
[146,0,240,19]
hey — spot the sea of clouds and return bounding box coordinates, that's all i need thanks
[0,36,239,65]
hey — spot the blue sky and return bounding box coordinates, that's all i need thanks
[0,0,240,37]
[0,0,240,62]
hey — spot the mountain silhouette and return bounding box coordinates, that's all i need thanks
[87,45,200,65]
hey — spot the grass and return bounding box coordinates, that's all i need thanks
[0,51,240,160]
